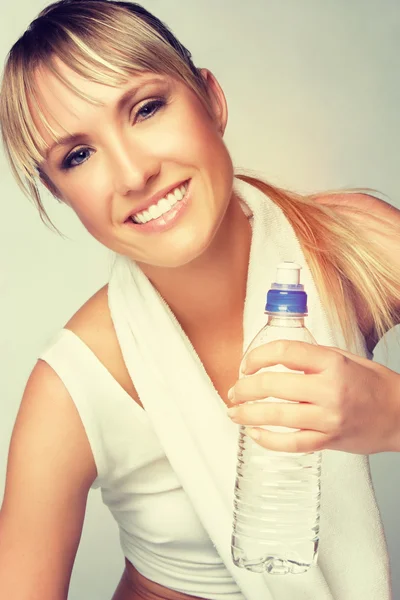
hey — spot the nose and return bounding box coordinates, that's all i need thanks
[111,139,160,196]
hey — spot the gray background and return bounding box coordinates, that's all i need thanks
[1,1,399,598]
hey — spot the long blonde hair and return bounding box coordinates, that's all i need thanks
[0,0,398,349]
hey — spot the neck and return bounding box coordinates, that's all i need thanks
[137,193,252,336]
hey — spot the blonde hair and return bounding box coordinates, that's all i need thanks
[0,0,398,349]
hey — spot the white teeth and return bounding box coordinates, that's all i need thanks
[131,182,188,224]
[148,204,160,219]
[174,187,184,201]
[166,192,176,204]
[159,198,171,212]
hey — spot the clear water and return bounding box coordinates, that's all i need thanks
[231,426,322,574]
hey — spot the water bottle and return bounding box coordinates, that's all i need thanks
[231,261,322,575]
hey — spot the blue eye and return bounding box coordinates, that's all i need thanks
[135,98,166,121]
[62,147,93,170]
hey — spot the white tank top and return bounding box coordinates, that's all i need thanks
[39,327,244,599]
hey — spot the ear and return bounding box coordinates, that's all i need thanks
[199,68,228,135]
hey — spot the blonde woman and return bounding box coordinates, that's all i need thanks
[0,1,399,599]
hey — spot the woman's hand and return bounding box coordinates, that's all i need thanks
[226,340,400,455]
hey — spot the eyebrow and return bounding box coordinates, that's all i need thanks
[43,76,165,160]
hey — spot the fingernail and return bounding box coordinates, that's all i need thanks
[245,427,261,440]
[227,406,239,417]
[227,386,235,400]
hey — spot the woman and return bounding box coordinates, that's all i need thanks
[0,1,399,599]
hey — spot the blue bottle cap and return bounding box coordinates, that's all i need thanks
[265,261,308,315]
[265,288,308,314]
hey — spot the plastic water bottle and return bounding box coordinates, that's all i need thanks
[231,261,322,575]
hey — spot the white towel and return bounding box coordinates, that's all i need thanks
[108,177,392,600]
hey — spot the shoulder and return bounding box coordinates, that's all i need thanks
[64,284,112,343]
[64,284,139,402]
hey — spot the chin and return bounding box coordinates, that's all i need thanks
[136,227,219,270]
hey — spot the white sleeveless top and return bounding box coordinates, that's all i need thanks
[39,327,240,598]
[38,180,391,600]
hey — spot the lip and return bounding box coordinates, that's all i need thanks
[123,179,190,222]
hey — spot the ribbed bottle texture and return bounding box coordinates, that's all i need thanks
[231,427,321,574]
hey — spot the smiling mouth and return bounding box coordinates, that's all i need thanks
[129,181,190,225]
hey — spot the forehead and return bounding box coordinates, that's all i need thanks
[31,58,167,152]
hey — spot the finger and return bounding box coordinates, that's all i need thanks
[244,427,331,453]
[231,371,324,405]
[242,340,334,375]
[228,401,333,433]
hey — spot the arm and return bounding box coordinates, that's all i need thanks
[0,359,97,600]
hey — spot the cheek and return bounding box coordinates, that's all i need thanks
[164,109,234,201]
[176,113,233,188]
[63,175,110,236]
[155,104,227,169]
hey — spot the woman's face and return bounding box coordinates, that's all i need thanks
[35,59,234,268]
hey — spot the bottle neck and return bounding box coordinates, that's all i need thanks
[266,313,306,327]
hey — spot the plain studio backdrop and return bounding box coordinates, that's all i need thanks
[1,1,400,598]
